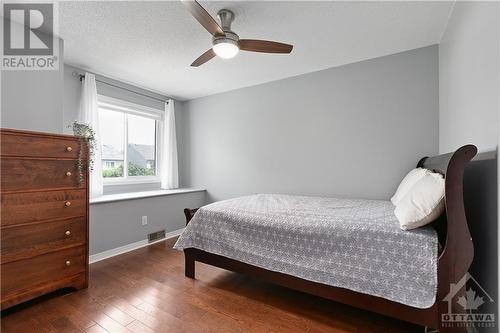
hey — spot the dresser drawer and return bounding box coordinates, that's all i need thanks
[1,189,86,226]
[1,159,85,192]
[1,246,86,300]
[1,217,86,264]
[1,131,83,159]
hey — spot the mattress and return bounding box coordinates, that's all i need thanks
[174,193,438,308]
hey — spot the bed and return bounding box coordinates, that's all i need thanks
[174,145,477,332]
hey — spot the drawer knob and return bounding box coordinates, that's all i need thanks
[66,146,73,152]
[65,230,71,236]
[65,201,72,207]
[65,171,72,177]
[65,260,71,266]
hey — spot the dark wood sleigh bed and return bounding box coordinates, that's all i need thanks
[181,145,477,332]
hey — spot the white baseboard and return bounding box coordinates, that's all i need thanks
[89,228,184,264]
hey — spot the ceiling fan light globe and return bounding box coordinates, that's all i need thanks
[213,42,239,59]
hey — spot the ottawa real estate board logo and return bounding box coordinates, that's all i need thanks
[442,273,495,329]
[1,2,59,70]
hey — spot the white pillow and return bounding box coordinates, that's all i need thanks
[391,168,429,205]
[394,172,445,230]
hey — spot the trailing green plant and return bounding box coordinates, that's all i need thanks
[69,122,96,184]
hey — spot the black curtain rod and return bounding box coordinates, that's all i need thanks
[74,72,171,103]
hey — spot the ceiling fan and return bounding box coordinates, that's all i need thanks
[181,0,293,67]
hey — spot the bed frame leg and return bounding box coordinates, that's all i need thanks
[184,250,195,279]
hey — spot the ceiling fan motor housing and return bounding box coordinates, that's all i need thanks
[212,31,239,48]
[213,9,239,48]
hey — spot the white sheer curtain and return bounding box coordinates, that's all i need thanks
[77,73,103,198]
[160,99,179,189]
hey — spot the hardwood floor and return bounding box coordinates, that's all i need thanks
[1,237,424,333]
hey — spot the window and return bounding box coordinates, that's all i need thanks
[98,95,163,184]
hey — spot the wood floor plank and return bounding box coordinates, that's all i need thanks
[84,324,109,333]
[50,317,83,333]
[105,296,191,333]
[90,314,132,333]
[125,320,157,333]
[101,305,135,327]
[57,293,134,333]
[50,296,97,330]
[1,237,423,333]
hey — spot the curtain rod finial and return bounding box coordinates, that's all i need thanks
[72,71,84,82]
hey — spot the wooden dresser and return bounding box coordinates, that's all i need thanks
[0,128,89,310]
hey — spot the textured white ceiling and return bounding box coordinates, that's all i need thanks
[59,1,453,100]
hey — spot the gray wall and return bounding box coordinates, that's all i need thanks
[62,64,82,134]
[90,191,206,255]
[464,156,498,331]
[439,1,499,153]
[181,46,439,202]
[1,38,65,133]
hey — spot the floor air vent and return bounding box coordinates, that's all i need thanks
[148,230,166,243]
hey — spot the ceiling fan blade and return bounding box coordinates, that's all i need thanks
[239,39,293,54]
[191,48,216,67]
[181,0,224,36]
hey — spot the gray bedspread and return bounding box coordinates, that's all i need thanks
[174,194,438,308]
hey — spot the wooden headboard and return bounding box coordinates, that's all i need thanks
[417,145,476,176]
[417,145,478,305]
[417,145,477,242]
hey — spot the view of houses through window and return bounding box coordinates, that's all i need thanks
[99,101,157,180]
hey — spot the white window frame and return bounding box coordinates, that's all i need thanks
[98,95,163,185]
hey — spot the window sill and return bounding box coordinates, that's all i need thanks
[90,188,206,205]
[103,179,160,186]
